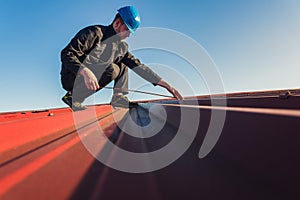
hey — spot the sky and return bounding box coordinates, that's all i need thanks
[0,0,299,112]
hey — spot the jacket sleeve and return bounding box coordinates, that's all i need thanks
[60,26,102,75]
[121,52,162,86]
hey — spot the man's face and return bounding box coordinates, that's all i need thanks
[115,19,130,40]
[119,23,130,40]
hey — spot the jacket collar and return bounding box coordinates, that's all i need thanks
[102,24,121,41]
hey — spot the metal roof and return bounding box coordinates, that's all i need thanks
[1,89,300,199]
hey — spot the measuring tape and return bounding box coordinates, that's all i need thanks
[101,86,174,98]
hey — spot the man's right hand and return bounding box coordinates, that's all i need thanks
[79,67,100,91]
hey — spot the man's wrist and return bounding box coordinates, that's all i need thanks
[79,67,88,76]
[158,79,172,90]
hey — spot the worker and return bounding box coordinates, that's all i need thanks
[60,5,183,111]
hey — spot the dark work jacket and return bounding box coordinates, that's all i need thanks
[60,25,162,85]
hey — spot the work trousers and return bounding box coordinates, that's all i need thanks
[61,63,128,102]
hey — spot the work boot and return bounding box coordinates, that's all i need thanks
[110,95,138,108]
[62,92,87,111]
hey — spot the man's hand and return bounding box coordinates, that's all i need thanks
[157,79,184,100]
[79,67,100,91]
[167,87,183,100]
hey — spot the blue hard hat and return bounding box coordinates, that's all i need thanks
[117,6,141,34]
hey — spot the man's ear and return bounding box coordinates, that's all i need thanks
[113,18,122,30]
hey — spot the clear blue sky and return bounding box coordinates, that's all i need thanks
[0,0,299,112]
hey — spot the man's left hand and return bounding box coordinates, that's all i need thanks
[157,79,184,100]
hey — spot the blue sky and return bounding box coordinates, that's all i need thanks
[0,0,299,112]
